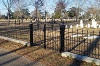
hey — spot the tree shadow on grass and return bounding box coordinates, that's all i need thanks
[0,38,43,65]
[69,36,100,66]
[24,52,55,66]
[0,46,26,57]
[0,45,47,66]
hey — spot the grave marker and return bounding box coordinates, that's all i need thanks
[87,23,90,28]
[76,24,79,28]
[80,20,84,28]
[70,25,73,28]
[91,19,97,28]
[66,25,68,28]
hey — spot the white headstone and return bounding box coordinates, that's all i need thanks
[94,21,97,28]
[80,20,84,28]
[85,25,87,28]
[87,23,90,28]
[76,24,79,28]
[68,18,69,20]
[70,25,73,28]
[71,34,82,37]
[97,24,99,26]
[66,25,68,28]
[83,36,99,39]
[91,19,95,27]
[91,19,97,28]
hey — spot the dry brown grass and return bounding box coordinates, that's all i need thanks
[0,39,98,66]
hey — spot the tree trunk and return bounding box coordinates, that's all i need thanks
[36,8,38,21]
[45,10,46,23]
[36,8,39,29]
[21,16,23,23]
[76,15,78,22]
[8,11,10,25]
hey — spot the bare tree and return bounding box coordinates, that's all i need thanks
[13,0,28,23]
[86,0,100,20]
[54,0,71,19]
[96,0,100,6]
[31,10,42,19]
[2,0,14,24]
[96,0,100,20]
[83,0,100,20]
[30,0,44,21]
[0,11,1,19]
[73,0,90,21]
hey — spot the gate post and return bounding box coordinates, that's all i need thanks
[60,24,65,53]
[30,21,33,46]
[44,24,46,49]
[37,18,39,30]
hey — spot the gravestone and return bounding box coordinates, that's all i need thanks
[97,24,99,26]
[87,23,90,28]
[91,19,95,27]
[83,36,100,39]
[94,21,97,28]
[66,25,68,28]
[70,25,73,28]
[85,25,87,28]
[91,19,97,28]
[80,20,84,28]
[71,34,83,37]
[76,24,79,28]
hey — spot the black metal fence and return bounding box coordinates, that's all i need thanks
[0,25,30,42]
[0,22,100,59]
[45,23,60,52]
[29,24,100,59]
[64,28,100,59]
[30,22,61,52]
[30,23,100,59]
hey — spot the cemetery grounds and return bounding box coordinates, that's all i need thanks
[0,20,99,66]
